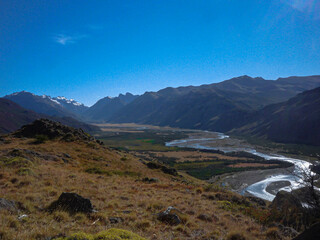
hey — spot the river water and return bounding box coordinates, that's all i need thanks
[165,132,312,201]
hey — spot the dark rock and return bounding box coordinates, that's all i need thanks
[161,166,178,176]
[48,192,94,214]
[63,153,71,158]
[157,206,181,226]
[0,198,17,212]
[142,177,159,183]
[146,162,161,169]
[109,217,123,224]
[145,162,178,176]
[14,119,94,142]
[197,214,213,222]
[268,223,298,238]
[270,191,302,211]
[96,139,104,145]
[293,222,320,240]
[311,164,320,175]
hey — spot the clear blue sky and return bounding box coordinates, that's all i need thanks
[1,0,319,106]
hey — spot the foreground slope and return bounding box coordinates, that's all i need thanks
[110,75,320,132]
[231,87,320,146]
[0,120,289,240]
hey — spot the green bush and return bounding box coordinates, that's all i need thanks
[33,135,49,144]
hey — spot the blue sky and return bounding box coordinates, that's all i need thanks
[1,0,320,106]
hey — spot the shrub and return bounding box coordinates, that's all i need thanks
[33,135,49,144]
[265,227,281,240]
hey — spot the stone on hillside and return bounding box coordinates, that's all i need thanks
[157,206,181,226]
[109,217,123,224]
[270,190,302,211]
[197,214,213,222]
[142,177,159,183]
[48,192,94,214]
[293,222,320,240]
[0,198,17,212]
[146,162,178,176]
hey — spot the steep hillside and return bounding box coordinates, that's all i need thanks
[0,120,290,240]
[4,92,77,118]
[0,98,42,134]
[84,93,138,122]
[231,87,320,146]
[109,75,320,132]
[0,98,99,134]
[53,96,88,117]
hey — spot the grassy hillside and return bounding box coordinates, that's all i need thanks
[0,129,290,239]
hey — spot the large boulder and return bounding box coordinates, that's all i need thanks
[157,206,181,226]
[270,190,302,211]
[0,198,17,212]
[293,222,320,240]
[48,192,94,214]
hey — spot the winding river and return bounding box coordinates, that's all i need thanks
[165,132,313,201]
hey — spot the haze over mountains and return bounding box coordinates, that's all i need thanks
[2,75,320,145]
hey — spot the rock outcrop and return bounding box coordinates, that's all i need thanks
[157,206,181,226]
[293,222,320,240]
[48,192,94,214]
[14,119,95,142]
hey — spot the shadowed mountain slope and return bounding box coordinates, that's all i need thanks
[0,98,99,134]
[84,93,139,122]
[4,91,77,118]
[0,98,42,134]
[110,75,320,132]
[231,87,320,146]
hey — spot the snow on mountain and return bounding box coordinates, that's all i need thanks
[54,96,85,107]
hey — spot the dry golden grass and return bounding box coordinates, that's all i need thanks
[0,136,289,240]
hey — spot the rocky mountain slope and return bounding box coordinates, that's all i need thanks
[84,93,139,122]
[109,75,320,132]
[0,98,99,134]
[231,87,320,146]
[4,91,78,118]
[53,96,88,117]
[0,98,42,134]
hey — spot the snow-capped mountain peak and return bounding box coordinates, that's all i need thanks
[54,96,84,107]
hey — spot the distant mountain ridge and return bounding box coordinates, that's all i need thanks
[109,75,320,132]
[4,91,81,119]
[0,98,99,134]
[84,93,139,122]
[3,75,320,145]
[230,87,320,146]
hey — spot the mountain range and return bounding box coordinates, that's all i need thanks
[2,75,320,145]
[0,98,99,134]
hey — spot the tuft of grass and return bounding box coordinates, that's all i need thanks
[16,167,35,176]
[56,228,147,240]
